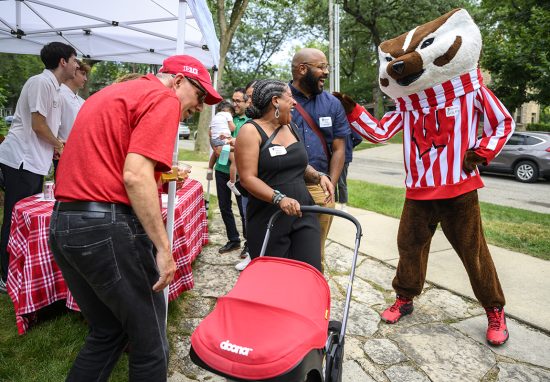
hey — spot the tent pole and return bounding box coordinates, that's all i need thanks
[334,2,340,92]
[164,0,188,309]
[328,0,334,93]
[16,0,21,30]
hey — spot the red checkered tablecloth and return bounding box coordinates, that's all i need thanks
[6,179,208,335]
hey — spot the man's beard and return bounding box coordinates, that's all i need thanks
[302,68,324,96]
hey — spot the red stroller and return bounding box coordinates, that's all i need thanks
[190,206,362,382]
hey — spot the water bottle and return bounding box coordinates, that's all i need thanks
[218,144,230,165]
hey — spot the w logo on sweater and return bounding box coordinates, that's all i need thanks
[411,109,455,157]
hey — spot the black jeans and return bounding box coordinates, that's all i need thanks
[0,163,43,281]
[49,207,168,382]
[215,170,245,242]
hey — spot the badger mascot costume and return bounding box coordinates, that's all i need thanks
[335,8,514,345]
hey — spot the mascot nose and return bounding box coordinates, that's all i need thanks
[392,61,405,74]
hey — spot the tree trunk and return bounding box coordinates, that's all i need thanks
[217,40,229,93]
[194,106,212,154]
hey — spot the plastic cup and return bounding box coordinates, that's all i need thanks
[177,162,192,180]
[177,161,192,172]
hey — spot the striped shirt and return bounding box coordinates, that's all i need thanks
[348,69,515,200]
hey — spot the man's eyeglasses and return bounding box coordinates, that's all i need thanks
[186,77,207,104]
[232,99,245,104]
[301,62,331,71]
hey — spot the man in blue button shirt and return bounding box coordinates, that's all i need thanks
[289,48,350,269]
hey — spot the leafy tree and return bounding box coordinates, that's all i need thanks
[0,53,44,110]
[87,61,152,95]
[197,0,300,153]
[210,0,250,91]
[478,0,549,111]
[223,0,304,91]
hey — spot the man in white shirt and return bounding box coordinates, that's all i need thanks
[54,60,90,175]
[58,60,90,141]
[0,42,78,292]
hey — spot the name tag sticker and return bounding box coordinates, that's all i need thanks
[269,146,287,157]
[445,106,459,117]
[319,117,332,128]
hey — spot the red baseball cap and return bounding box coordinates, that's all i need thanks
[159,55,222,105]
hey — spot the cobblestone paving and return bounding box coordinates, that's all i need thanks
[168,210,550,382]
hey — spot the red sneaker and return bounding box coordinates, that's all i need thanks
[485,307,509,346]
[381,295,414,324]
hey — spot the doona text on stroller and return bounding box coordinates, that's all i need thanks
[190,206,362,382]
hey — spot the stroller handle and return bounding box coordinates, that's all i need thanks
[259,205,363,348]
[264,205,362,243]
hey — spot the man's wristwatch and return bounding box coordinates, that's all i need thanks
[318,172,331,183]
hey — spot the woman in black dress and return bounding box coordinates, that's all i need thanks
[235,79,334,271]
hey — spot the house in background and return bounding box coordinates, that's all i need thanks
[514,102,540,130]
[481,70,540,131]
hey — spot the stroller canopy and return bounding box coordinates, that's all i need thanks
[191,257,331,380]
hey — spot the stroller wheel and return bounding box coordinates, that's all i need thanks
[305,369,323,382]
[328,320,342,333]
[325,339,345,382]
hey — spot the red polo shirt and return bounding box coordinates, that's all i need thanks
[55,74,180,205]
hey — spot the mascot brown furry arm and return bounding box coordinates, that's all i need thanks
[336,8,514,346]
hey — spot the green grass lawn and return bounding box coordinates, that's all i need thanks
[347,179,550,260]
[354,131,403,151]
[354,141,378,151]
[178,148,209,162]
[0,300,130,381]
[0,294,197,381]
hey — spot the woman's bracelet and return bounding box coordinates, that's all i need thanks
[318,172,331,183]
[272,190,286,205]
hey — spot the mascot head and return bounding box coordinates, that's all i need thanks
[378,8,481,99]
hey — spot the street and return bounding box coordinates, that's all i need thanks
[349,144,550,214]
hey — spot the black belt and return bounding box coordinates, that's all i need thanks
[56,201,134,215]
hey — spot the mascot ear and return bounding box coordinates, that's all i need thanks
[332,92,357,115]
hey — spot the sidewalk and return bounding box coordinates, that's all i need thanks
[169,161,550,381]
[185,160,550,333]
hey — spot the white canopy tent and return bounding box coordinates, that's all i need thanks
[0,0,220,304]
[0,0,219,68]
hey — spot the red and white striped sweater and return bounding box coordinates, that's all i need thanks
[348,69,515,200]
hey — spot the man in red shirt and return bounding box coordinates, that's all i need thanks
[50,55,221,381]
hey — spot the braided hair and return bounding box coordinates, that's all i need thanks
[245,79,287,119]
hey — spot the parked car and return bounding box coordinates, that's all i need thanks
[478,131,550,183]
[178,122,190,139]
[4,115,14,126]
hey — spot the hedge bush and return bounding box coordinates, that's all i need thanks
[526,123,550,132]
